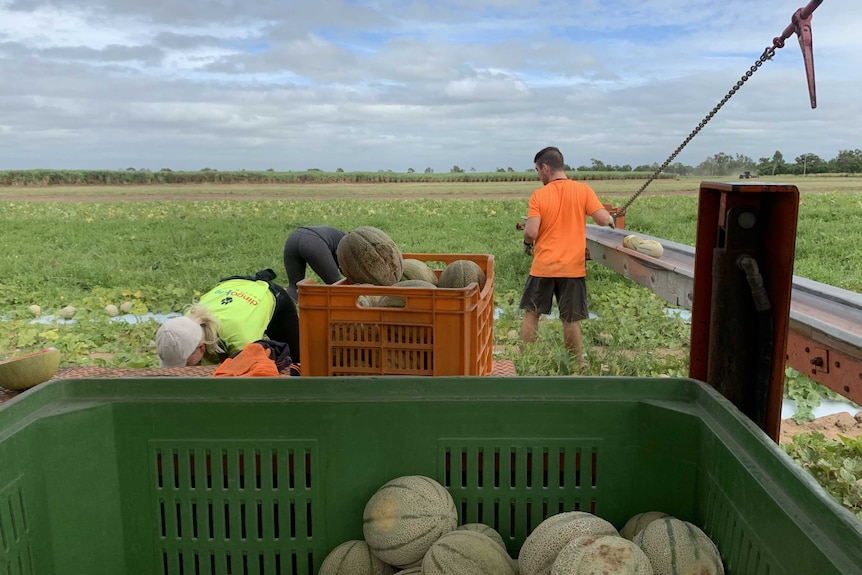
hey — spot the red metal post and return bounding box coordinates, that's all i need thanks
[689,182,799,442]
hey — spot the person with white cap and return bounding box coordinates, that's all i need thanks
[155,311,218,368]
[155,269,300,368]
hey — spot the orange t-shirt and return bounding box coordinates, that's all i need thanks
[527,179,605,278]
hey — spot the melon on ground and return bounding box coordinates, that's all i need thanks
[438,260,486,290]
[518,511,619,575]
[633,517,724,575]
[619,512,671,541]
[0,348,61,391]
[337,226,404,286]
[551,535,653,574]
[363,475,458,567]
[422,530,517,575]
[401,259,439,285]
[457,523,506,549]
[318,540,395,575]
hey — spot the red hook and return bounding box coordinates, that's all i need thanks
[771,0,823,108]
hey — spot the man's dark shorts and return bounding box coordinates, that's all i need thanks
[520,276,589,322]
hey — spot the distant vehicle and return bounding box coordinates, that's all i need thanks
[739,171,759,179]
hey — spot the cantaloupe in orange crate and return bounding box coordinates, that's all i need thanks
[298,253,494,376]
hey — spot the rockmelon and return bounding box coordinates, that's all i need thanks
[318,540,395,575]
[401,259,439,285]
[337,226,404,286]
[633,517,724,575]
[0,348,61,391]
[622,235,643,250]
[363,475,458,567]
[393,568,422,575]
[518,511,618,575]
[635,239,663,259]
[619,512,670,541]
[438,260,486,290]
[374,279,437,308]
[422,530,517,575]
[551,535,653,574]
[457,523,506,549]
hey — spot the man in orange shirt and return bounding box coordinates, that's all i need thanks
[521,146,615,369]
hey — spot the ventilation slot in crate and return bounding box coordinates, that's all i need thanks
[0,476,33,574]
[440,438,602,553]
[152,440,317,575]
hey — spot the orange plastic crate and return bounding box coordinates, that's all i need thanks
[298,253,494,376]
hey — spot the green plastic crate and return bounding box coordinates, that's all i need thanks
[0,377,860,574]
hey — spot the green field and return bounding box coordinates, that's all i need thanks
[2,177,862,518]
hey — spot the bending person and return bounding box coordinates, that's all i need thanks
[283,226,346,301]
[156,269,300,368]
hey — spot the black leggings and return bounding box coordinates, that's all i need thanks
[283,228,341,301]
[264,282,302,363]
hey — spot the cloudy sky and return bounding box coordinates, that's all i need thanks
[0,0,858,172]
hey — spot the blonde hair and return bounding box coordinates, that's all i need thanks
[185,303,225,357]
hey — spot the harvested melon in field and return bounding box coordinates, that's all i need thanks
[337,226,403,286]
[318,540,395,575]
[401,258,439,285]
[457,523,506,549]
[619,512,670,541]
[363,475,458,567]
[551,535,653,574]
[438,259,486,290]
[633,517,724,575]
[635,239,663,258]
[422,530,517,575]
[0,348,61,391]
[518,511,618,575]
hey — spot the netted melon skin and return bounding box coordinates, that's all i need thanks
[457,523,506,549]
[438,260,486,290]
[337,226,404,286]
[518,511,619,575]
[620,512,671,541]
[422,530,517,575]
[551,535,653,574]
[401,259,439,285]
[319,540,395,575]
[363,475,458,567]
[633,518,724,575]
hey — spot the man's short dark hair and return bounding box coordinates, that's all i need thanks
[534,147,565,171]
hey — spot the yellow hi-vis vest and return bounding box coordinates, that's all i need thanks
[197,279,275,356]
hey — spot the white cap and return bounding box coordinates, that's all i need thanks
[156,316,203,368]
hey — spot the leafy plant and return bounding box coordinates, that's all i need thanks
[782,432,862,519]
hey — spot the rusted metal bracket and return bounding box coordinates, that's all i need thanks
[768,0,823,108]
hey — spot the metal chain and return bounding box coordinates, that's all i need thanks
[614,48,776,219]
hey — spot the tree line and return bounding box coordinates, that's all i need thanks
[576,149,862,177]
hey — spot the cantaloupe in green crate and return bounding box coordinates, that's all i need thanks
[422,530,518,575]
[551,535,653,574]
[318,540,395,575]
[633,517,724,575]
[518,511,618,575]
[363,475,458,568]
[619,511,670,541]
